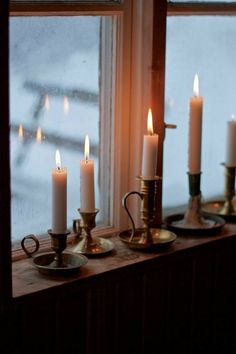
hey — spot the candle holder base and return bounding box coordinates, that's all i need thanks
[202,199,236,222]
[69,208,114,256]
[118,227,177,250]
[21,232,88,276]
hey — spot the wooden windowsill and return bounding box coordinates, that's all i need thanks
[12,220,236,301]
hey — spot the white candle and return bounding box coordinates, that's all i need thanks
[141,108,159,179]
[80,135,95,212]
[52,150,67,234]
[225,116,236,167]
[188,74,203,174]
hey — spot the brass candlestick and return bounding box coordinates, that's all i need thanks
[218,164,236,215]
[48,229,71,268]
[70,208,114,255]
[122,176,160,244]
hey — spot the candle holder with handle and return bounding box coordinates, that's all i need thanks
[21,229,88,276]
[69,208,114,256]
[119,176,177,249]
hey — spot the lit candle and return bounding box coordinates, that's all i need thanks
[225,116,236,167]
[188,74,203,174]
[52,150,67,234]
[141,108,159,179]
[80,135,95,212]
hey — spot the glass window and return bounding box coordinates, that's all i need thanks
[10,16,112,244]
[164,16,236,208]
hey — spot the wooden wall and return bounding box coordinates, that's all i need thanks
[1,232,236,354]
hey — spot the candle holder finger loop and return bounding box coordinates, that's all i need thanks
[122,191,143,242]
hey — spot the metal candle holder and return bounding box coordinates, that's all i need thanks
[48,229,71,268]
[122,176,160,245]
[70,208,114,255]
[219,164,236,215]
[176,172,215,229]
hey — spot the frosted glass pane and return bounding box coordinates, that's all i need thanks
[10,17,109,243]
[164,16,236,208]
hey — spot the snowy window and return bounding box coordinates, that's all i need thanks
[10,16,113,243]
[164,7,236,208]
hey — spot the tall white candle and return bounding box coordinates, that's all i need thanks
[141,108,159,179]
[225,116,236,167]
[80,135,95,212]
[52,150,67,234]
[188,74,203,174]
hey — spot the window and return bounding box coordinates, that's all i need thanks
[163,1,236,210]
[0,0,156,299]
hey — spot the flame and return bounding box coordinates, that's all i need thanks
[193,74,199,97]
[44,95,50,110]
[55,149,61,169]
[84,135,90,161]
[18,124,24,140]
[36,127,42,143]
[147,108,153,135]
[63,96,69,115]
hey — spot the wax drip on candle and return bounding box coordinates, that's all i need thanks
[193,74,199,97]
[84,135,89,164]
[56,149,61,171]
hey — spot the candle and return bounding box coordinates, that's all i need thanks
[188,74,203,174]
[225,116,236,167]
[52,149,67,234]
[141,108,159,179]
[80,135,95,212]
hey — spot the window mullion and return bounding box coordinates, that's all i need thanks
[0,1,12,303]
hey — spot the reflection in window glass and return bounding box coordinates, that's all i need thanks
[10,17,110,242]
[164,16,236,207]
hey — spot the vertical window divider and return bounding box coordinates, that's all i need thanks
[0,1,12,302]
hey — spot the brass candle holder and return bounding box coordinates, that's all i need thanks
[70,208,114,256]
[119,176,177,249]
[219,164,236,215]
[47,229,71,268]
[21,229,88,276]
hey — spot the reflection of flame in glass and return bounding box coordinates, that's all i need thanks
[63,96,69,115]
[36,127,42,143]
[18,124,24,140]
[44,95,50,110]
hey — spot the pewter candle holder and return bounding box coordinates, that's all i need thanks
[70,208,114,255]
[48,229,71,268]
[219,164,236,215]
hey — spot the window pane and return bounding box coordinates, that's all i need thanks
[10,16,111,244]
[164,16,236,208]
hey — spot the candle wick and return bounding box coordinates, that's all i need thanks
[57,166,61,171]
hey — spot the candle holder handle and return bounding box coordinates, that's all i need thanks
[122,191,143,241]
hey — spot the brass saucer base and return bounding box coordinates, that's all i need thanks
[118,228,177,250]
[32,251,88,276]
[70,236,114,256]
[164,213,225,235]
[202,200,236,222]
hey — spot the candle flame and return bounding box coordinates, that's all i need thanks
[84,135,90,161]
[36,127,42,143]
[147,108,153,135]
[18,124,24,140]
[193,74,199,97]
[55,149,61,169]
[63,96,69,115]
[44,95,50,110]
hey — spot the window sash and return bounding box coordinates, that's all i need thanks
[167,1,236,15]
